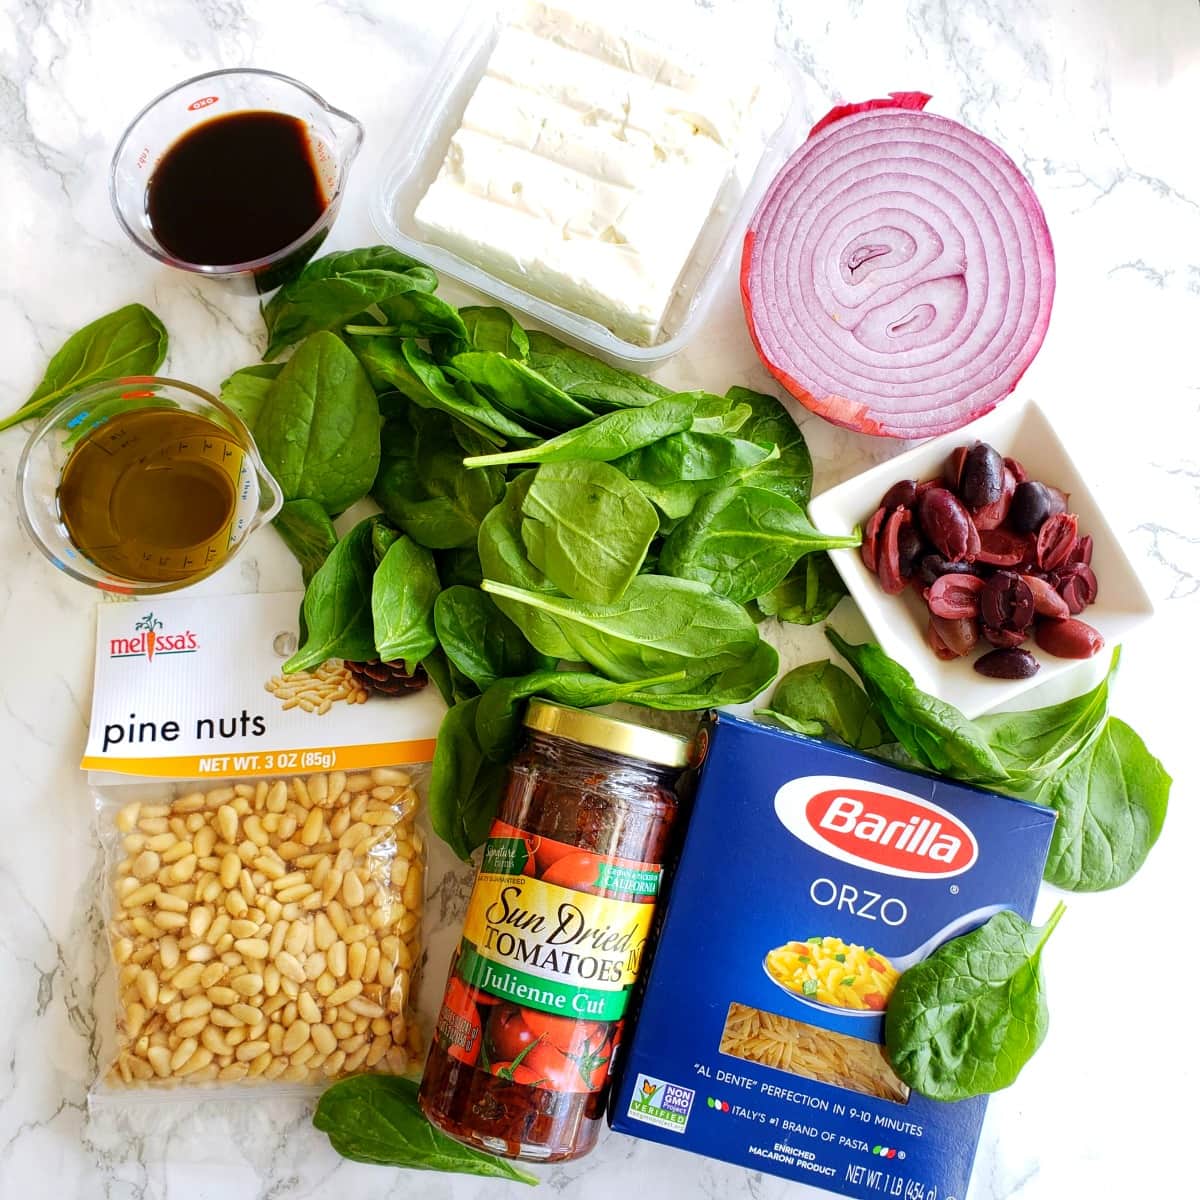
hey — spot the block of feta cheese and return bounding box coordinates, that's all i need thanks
[414,0,761,345]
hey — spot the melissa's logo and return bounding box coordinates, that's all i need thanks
[775,775,978,879]
[109,612,199,662]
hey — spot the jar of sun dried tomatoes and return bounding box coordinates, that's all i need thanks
[419,700,690,1162]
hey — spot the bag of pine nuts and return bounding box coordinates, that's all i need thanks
[83,592,445,1094]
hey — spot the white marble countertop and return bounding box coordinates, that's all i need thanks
[2,0,1198,1197]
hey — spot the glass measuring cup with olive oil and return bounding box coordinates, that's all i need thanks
[17,379,282,593]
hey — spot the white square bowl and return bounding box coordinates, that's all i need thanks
[807,400,1155,718]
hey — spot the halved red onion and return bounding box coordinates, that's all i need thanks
[741,92,1055,439]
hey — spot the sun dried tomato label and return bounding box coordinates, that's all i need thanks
[440,820,662,1092]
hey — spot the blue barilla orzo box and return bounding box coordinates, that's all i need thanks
[610,714,1056,1199]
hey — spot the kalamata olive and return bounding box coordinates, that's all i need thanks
[1021,573,1071,619]
[926,620,959,661]
[933,614,978,656]
[1009,481,1068,533]
[1069,534,1094,565]
[1036,512,1079,570]
[927,615,978,660]
[1003,456,1029,484]
[1056,562,1099,613]
[880,479,919,512]
[927,573,985,620]
[982,571,1035,632]
[897,523,924,576]
[982,624,1029,648]
[877,507,911,594]
[1035,617,1104,659]
[943,446,968,491]
[975,528,1031,567]
[960,442,1004,507]
[974,647,1040,679]
[918,487,979,563]
[971,467,1017,531]
[861,506,886,574]
[917,554,977,586]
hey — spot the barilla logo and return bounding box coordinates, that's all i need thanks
[109,612,199,661]
[187,96,219,111]
[775,775,978,880]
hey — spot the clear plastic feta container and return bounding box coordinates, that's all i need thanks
[371,0,803,368]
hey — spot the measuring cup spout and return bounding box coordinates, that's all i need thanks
[251,464,284,529]
[325,103,365,166]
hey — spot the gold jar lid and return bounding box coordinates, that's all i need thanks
[523,699,691,768]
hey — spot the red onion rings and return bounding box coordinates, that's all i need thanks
[741,93,1055,439]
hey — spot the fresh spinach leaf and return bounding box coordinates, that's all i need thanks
[273,499,338,584]
[448,351,595,432]
[524,330,669,409]
[428,696,506,859]
[350,338,530,446]
[659,486,860,603]
[313,1074,537,1184]
[825,628,1008,784]
[372,536,439,671]
[422,645,479,708]
[2,303,168,432]
[371,520,401,565]
[254,331,381,514]
[373,398,504,549]
[434,586,552,690]
[726,386,813,507]
[461,397,698,468]
[757,661,887,749]
[481,576,760,683]
[755,553,847,624]
[299,245,436,284]
[756,710,824,736]
[433,306,530,361]
[690,399,752,435]
[370,290,468,340]
[472,671,686,765]
[436,546,484,588]
[976,650,1118,787]
[520,461,659,604]
[218,363,281,430]
[614,432,780,519]
[262,267,438,359]
[624,637,779,710]
[885,904,1065,1101]
[476,472,578,661]
[284,517,379,673]
[1034,717,1170,891]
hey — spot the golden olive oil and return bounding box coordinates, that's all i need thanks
[58,408,243,583]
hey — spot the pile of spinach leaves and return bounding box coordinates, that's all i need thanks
[211,246,852,862]
[759,630,1170,894]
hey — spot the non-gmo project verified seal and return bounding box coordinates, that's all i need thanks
[626,1075,694,1133]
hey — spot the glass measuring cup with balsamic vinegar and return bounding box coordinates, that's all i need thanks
[16,379,282,594]
[110,69,363,291]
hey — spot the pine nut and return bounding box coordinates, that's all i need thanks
[275,952,306,984]
[232,973,263,997]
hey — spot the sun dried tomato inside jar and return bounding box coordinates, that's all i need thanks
[418,700,690,1162]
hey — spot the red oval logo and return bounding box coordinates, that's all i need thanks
[187,95,220,111]
[775,775,978,879]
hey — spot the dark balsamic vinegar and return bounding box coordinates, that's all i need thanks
[147,110,327,266]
